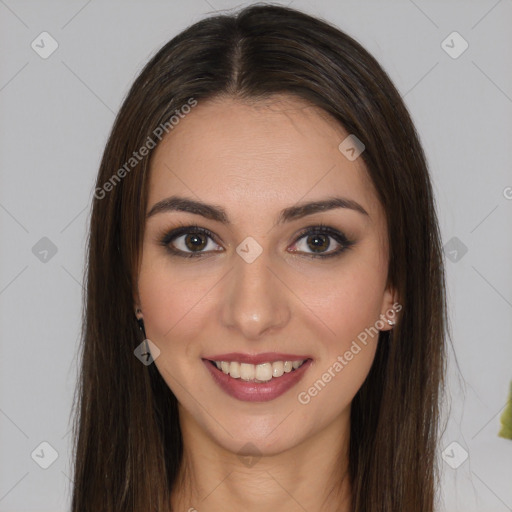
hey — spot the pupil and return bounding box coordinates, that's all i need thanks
[185,233,206,251]
[308,234,329,253]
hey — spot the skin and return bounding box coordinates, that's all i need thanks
[134,94,399,512]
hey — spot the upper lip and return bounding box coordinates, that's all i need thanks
[203,352,312,365]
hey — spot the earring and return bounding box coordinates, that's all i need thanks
[137,318,147,337]
[135,309,146,338]
[387,319,395,326]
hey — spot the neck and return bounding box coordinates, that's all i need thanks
[171,407,353,512]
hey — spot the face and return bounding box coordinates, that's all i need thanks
[134,94,397,456]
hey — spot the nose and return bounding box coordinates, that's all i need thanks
[220,246,291,340]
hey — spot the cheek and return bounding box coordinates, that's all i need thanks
[137,252,219,351]
[137,259,218,398]
[295,260,387,346]
[292,269,385,421]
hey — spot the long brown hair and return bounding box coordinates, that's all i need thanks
[70,4,449,511]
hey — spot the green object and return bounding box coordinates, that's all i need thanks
[498,380,512,440]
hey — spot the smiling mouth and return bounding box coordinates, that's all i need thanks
[206,359,310,383]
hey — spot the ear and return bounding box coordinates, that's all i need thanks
[378,282,401,331]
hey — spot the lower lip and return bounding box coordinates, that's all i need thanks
[203,359,312,402]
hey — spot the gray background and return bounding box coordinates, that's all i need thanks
[1,0,511,510]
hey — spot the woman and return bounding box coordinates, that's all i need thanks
[71,4,449,511]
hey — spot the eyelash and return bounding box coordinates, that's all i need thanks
[159,223,355,259]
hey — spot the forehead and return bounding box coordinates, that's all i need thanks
[147,94,380,220]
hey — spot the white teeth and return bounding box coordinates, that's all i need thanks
[212,359,306,381]
[272,361,284,378]
[240,363,255,381]
[255,363,273,382]
[229,361,241,379]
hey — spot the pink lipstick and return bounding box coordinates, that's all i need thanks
[202,353,313,402]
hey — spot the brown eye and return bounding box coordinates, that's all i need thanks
[160,226,222,258]
[305,233,331,253]
[160,224,354,260]
[289,225,355,259]
[184,233,208,252]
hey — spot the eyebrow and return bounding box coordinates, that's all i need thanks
[146,195,369,224]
